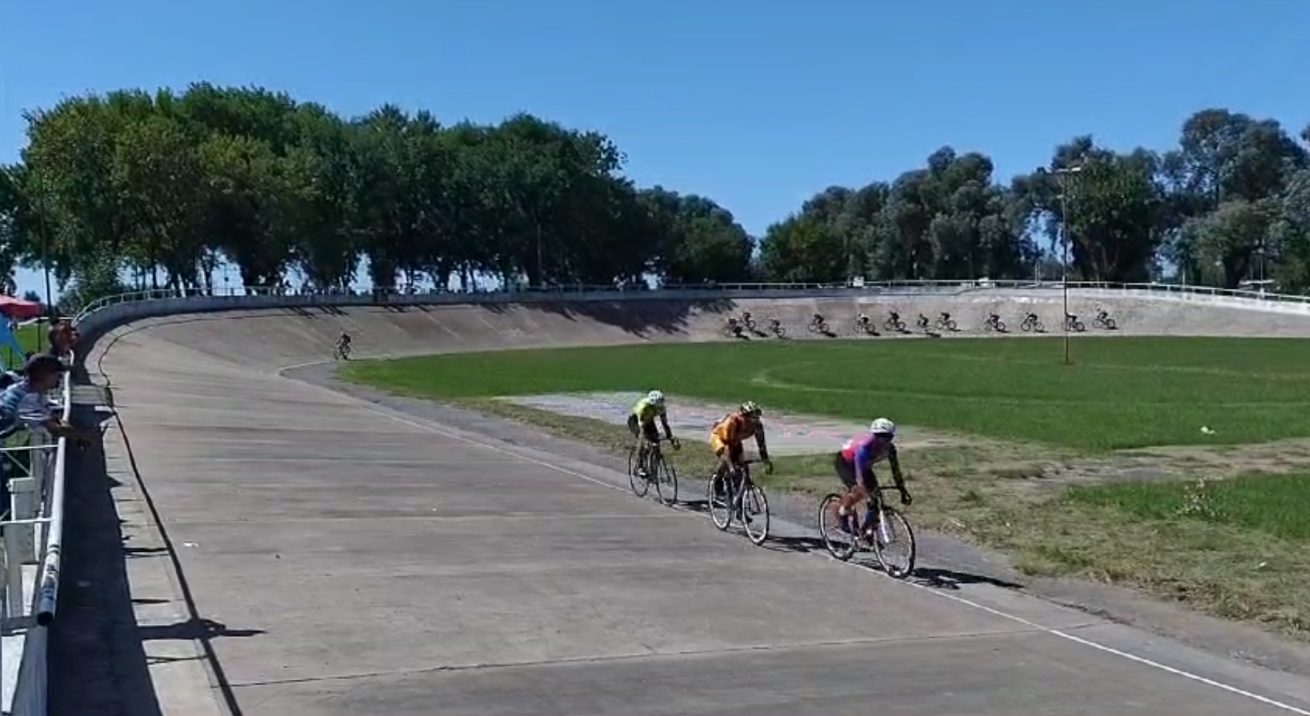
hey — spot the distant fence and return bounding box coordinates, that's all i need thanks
[0,356,72,716]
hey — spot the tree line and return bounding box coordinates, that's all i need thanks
[0,84,753,308]
[765,112,1310,291]
[1,84,1308,310]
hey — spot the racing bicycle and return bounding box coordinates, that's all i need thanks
[808,317,830,334]
[818,486,916,578]
[884,313,907,332]
[334,343,352,360]
[935,314,958,332]
[1020,314,1043,333]
[852,318,878,336]
[1065,315,1086,332]
[628,436,679,504]
[707,459,770,545]
[1093,312,1117,330]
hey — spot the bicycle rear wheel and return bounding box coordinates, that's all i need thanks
[818,494,858,561]
[741,484,770,545]
[627,446,649,497]
[707,474,732,530]
[871,507,917,578]
[654,453,678,505]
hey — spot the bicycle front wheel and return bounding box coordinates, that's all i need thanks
[708,474,732,530]
[871,507,917,579]
[627,447,649,497]
[818,494,858,561]
[741,484,770,545]
[654,454,678,505]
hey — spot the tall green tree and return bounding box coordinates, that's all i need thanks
[643,188,753,284]
[760,213,846,282]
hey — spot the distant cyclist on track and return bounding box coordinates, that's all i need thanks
[335,332,352,360]
[710,401,773,484]
[835,418,911,531]
[629,390,679,476]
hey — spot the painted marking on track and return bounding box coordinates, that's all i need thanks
[895,575,1310,715]
[288,367,1310,716]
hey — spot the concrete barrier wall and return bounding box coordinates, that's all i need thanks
[73,284,1310,347]
[77,286,1310,376]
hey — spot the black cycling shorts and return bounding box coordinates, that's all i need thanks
[833,452,877,490]
[627,414,660,443]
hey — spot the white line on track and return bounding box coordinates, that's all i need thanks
[292,369,1310,716]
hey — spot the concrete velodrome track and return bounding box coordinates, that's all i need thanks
[56,290,1310,715]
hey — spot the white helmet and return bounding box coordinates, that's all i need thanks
[647,390,665,405]
[869,418,896,436]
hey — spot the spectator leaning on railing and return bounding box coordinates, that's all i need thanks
[46,319,77,359]
[0,354,91,445]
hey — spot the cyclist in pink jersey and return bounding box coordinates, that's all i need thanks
[835,418,911,518]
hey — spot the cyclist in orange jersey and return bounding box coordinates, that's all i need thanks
[709,401,773,482]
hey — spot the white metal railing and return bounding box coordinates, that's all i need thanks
[0,357,72,716]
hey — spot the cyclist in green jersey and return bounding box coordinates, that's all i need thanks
[629,390,679,475]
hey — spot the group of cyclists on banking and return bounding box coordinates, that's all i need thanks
[627,390,913,558]
[728,307,1117,337]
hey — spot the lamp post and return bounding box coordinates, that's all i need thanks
[1054,166,1082,365]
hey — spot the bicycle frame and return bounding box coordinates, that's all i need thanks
[846,486,902,547]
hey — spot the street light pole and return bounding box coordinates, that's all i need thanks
[1055,166,1082,365]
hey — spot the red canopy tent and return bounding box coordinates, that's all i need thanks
[0,296,44,321]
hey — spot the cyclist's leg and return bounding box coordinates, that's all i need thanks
[710,439,735,500]
[628,415,646,473]
[861,468,882,535]
[710,436,729,481]
[834,453,861,510]
[833,453,860,531]
[641,420,660,472]
[727,442,746,509]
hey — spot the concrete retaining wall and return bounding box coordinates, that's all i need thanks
[77,287,1310,375]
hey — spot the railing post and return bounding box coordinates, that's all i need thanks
[4,526,22,619]
[8,477,36,562]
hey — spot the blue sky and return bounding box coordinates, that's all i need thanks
[3,0,1309,297]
